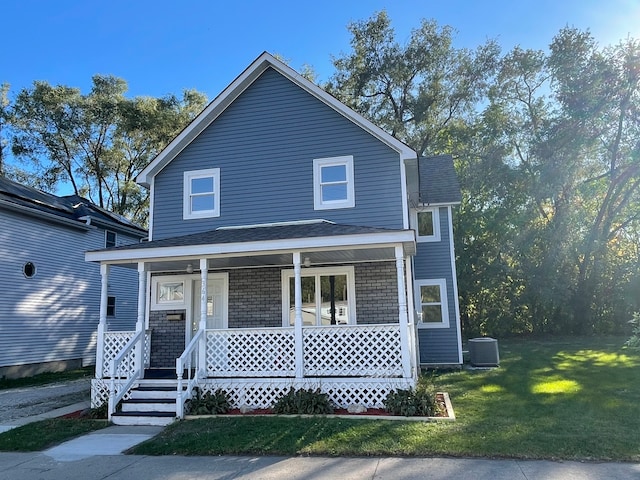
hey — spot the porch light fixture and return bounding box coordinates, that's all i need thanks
[303,257,311,268]
[186,263,194,274]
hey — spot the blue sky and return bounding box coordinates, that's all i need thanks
[3,0,640,100]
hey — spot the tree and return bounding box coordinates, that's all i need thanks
[9,76,206,225]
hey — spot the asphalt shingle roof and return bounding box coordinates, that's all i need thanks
[419,155,462,204]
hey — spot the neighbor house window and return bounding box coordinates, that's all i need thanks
[105,230,117,248]
[313,155,355,210]
[412,208,441,242]
[183,168,220,219]
[23,262,37,278]
[282,266,356,326]
[107,296,116,317]
[415,279,449,328]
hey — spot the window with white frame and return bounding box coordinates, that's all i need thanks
[183,168,220,219]
[313,155,355,210]
[412,207,440,242]
[282,266,356,326]
[415,279,449,328]
[151,276,186,310]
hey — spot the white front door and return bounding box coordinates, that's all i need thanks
[192,276,228,334]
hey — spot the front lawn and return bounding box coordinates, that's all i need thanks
[130,337,640,461]
[0,418,108,451]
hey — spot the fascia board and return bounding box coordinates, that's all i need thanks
[85,230,416,263]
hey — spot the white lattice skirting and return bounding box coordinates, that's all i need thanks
[197,377,415,409]
[91,379,133,408]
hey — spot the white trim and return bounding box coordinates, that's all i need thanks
[417,201,461,207]
[313,156,355,210]
[150,275,187,310]
[86,231,416,263]
[217,219,334,230]
[136,52,416,187]
[411,207,441,242]
[183,168,220,220]
[448,205,464,363]
[148,179,155,241]
[281,265,356,327]
[400,156,409,230]
[415,278,450,329]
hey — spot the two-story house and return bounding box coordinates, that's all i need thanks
[0,176,146,379]
[86,52,462,425]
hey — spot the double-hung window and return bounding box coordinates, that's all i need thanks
[282,266,356,326]
[415,279,449,328]
[412,207,441,242]
[105,230,117,248]
[313,156,355,210]
[183,168,220,219]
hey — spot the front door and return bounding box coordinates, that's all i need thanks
[191,276,228,335]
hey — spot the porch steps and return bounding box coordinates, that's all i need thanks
[111,379,186,427]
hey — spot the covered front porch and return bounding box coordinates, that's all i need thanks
[86,221,419,420]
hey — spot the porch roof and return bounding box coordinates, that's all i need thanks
[85,220,416,266]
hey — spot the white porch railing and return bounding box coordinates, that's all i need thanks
[102,331,151,378]
[107,329,149,420]
[205,324,403,378]
[176,328,205,418]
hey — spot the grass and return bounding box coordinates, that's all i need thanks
[0,366,94,390]
[130,336,640,461]
[0,418,108,451]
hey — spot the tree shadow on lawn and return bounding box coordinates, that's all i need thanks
[437,337,640,461]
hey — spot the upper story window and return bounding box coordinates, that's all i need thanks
[313,156,355,210]
[415,279,449,328]
[105,230,117,248]
[183,168,220,219]
[412,207,441,242]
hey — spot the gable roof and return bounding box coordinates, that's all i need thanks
[418,155,462,205]
[136,52,417,187]
[0,176,147,236]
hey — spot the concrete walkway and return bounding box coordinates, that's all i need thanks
[1,381,639,479]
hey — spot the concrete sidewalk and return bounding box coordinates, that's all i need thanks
[1,451,639,480]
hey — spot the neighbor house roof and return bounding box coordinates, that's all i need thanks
[136,52,418,187]
[0,176,147,236]
[418,155,462,205]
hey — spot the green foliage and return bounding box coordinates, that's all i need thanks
[86,402,108,419]
[186,388,230,415]
[383,378,441,417]
[0,418,108,451]
[625,313,640,349]
[272,387,334,415]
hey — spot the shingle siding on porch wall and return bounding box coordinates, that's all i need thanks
[0,209,139,372]
[151,67,405,240]
[413,207,461,364]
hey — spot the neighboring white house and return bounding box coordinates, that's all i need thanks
[0,176,147,379]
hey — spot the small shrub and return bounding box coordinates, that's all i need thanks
[625,312,640,349]
[86,402,108,419]
[186,388,230,415]
[383,377,444,417]
[272,387,334,414]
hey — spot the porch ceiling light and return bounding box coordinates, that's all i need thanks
[303,257,311,267]
[186,263,194,274]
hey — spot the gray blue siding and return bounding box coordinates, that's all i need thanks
[152,68,405,240]
[413,207,461,364]
[0,209,139,372]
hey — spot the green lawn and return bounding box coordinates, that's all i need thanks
[0,419,108,451]
[0,366,94,390]
[130,336,640,461]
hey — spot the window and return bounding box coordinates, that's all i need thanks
[415,279,449,328]
[23,262,37,278]
[412,208,441,242]
[183,168,220,219]
[313,156,355,210]
[107,296,116,317]
[151,276,186,310]
[282,266,356,326]
[105,230,117,248]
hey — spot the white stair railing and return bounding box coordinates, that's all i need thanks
[176,328,204,418]
[107,329,146,420]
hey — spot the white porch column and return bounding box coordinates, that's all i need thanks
[293,252,304,379]
[135,262,146,378]
[395,246,412,379]
[405,256,418,378]
[96,264,109,379]
[198,258,208,374]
